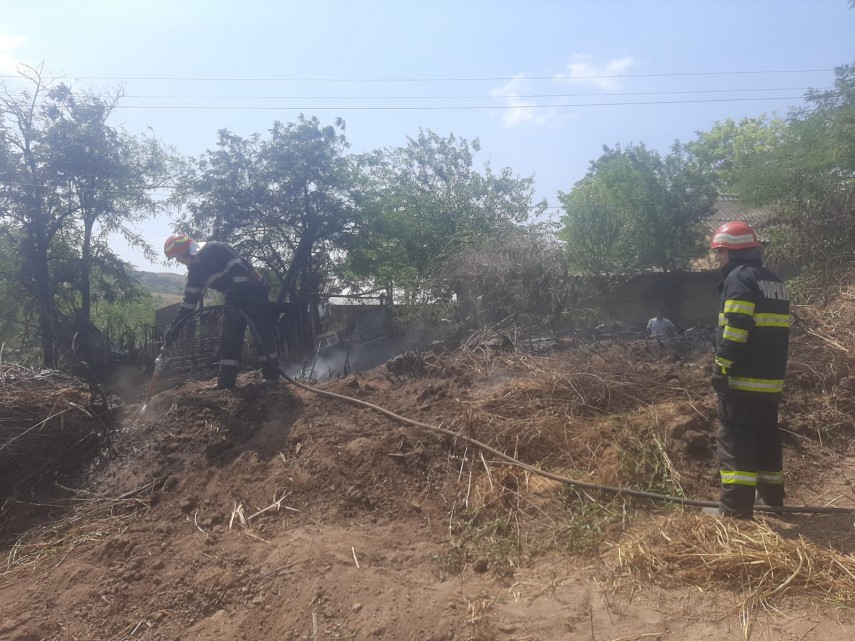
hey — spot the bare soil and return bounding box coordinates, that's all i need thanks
[1,333,854,641]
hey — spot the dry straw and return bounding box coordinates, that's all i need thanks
[613,514,855,607]
[0,363,106,496]
[3,487,154,574]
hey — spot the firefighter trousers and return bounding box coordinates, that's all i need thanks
[715,393,784,518]
[218,285,280,388]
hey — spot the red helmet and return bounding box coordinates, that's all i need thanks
[164,232,194,259]
[710,221,761,250]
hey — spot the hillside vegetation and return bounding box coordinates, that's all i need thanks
[134,271,186,308]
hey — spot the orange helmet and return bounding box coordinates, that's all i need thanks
[710,221,761,250]
[164,233,194,259]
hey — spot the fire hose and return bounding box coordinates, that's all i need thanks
[139,311,199,417]
[279,371,855,515]
[142,305,855,515]
[139,346,169,418]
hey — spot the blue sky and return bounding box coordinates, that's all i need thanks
[2,0,854,274]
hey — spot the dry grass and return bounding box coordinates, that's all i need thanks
[441,348,700,568]
[2,486,155,575]
[613,514,855,607]
[454,351,694,494]
[445,334,855,601]
[0,364,107,497]
[789,280,855,392]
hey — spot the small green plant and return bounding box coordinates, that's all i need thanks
[556,486,616,553]
[615,411,685,497]
[431,541,471,579]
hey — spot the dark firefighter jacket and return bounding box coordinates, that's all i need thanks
[715,256,790,400]
[168,241,265,337]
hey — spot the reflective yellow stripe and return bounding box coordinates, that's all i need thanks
[723,300,755,316]
[729,377,784,394]
[722,326,748,343]
[758,471,783,484]
[721,470,757,486]
[715,356,733,369]
[754,313,790,328]
[205,271,228,288]
[718,313,726,326]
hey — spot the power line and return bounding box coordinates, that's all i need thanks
[112,95,806,112]
[0,68,836,83]
[122,87,822,101]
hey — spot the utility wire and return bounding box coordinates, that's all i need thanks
[113,95,805,111]
[0,68,835,82]
[122,87,823,100]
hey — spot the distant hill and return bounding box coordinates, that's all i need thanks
[135,271,185,307]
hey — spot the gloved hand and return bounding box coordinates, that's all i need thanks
[711,369,730,394]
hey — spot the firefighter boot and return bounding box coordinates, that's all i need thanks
[210,360,239,390]
[260,355,280,388]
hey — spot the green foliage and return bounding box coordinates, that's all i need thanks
[682,115,787,196]
[762,62,855,276]
[390,300,462,343]
[175,115,362,355]
[0,65,176,366]
[176,115,360,295]
[556,487,615,553]
[558,143,717,291]
[0,229,24,339]
[344,129,547,299]
[133,271,186,297]
[614,412,684,497]
[91,293,157,349]
[680,61,855,283]
[430,542,471,579]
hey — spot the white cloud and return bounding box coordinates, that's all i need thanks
[553,54,635,92]
[492,73,555,128]
[493,56,635,128]
[0,35,27,49]
[0,34,27,74]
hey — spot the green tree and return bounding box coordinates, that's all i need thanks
[346,129,546,302]
[558,143,717,292]
[758,61,855,279]
[0,65,174,366]
[175,115,363,352]
[682,115,787,197]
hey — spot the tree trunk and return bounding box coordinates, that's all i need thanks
[80,218,93,321]
[276,231,315,303]
[28,237,62,368]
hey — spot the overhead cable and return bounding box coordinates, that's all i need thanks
[0,68,835,83]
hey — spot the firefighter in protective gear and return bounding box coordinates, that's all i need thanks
[163,233,280,390]
[710,221,790,518]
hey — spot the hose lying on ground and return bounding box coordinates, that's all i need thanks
[280,368,855,516]
[199,305,851,516]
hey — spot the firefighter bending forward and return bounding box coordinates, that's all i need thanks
[710,221,790,518]
[163,233,280,390]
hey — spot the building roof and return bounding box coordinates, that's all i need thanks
[706,194,778,232]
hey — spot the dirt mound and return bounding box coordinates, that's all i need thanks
[1,333,854,640]
[0,364,113,536]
